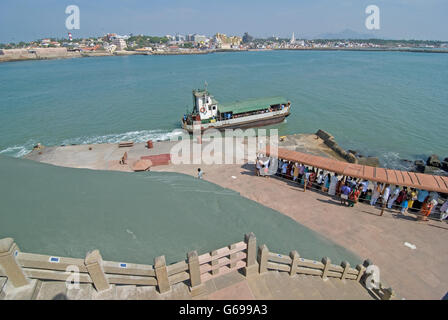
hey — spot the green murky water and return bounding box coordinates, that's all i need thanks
[0,155,360,265]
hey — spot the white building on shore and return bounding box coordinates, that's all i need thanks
[112,38,127,51]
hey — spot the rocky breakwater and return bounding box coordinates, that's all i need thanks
[315,129,380,167]
[414,154,448,175]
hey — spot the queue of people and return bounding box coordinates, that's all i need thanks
[255,155,448,222]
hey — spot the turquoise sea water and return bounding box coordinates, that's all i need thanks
[0,50,447,167]
[0,155,360,265]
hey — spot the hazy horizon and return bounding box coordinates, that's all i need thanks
[1,0,447,43]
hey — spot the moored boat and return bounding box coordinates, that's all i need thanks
[181,88,291,133]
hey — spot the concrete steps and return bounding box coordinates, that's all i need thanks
[0,272,375,300]
[1,279,39,300]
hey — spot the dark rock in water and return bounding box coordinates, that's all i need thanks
[344,152,357,164]
[424,165,442,175]
[414,160,425,173]
[400,159,413,164]
[427,154,441,168]
[442,161,448,172]
[444,157,448,163]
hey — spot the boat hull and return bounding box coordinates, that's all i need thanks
[182,107,290,133]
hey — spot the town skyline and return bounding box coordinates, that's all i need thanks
[1,0,447,43]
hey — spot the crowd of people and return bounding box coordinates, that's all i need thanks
[255,155,448,222]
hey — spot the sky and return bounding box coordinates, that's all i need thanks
[0,0,447,43]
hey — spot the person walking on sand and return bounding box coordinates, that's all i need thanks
[328,173,338,196]
[197,168,203,179]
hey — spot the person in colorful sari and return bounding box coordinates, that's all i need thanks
[400,196,409,215]
[407,188,417,212]
[395,187,408,206]
[419,196,436,221]
[348,186,361,207]
[307,170,316,189]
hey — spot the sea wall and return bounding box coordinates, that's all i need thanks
[315,129,358,164]
[0,48,81,62]
[315,129,380,167]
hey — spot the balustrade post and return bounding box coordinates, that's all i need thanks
[258,244,269,274]
[154,255,171,294]
[341,261,350,280]
[229,244,237,268]
[85,250,110,292]
[243,233,258,277]
[289,250,300,276]
[187,251,205,297]
[211,250,219,276]
[321,257,331,280]
[0,238,28,288]
[356,264,366,282]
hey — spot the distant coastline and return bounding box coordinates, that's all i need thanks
[1,46,447,64]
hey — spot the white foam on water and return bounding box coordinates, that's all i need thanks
[61,129,183,146]
[0,145,33,158]
[0,129,184,158]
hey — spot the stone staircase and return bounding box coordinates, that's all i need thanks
[0,270,382,300]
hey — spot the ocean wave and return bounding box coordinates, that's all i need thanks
[0,145,34,158]
[0,129,183,158]
[379,152,409,170]
[61,129,183,146]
